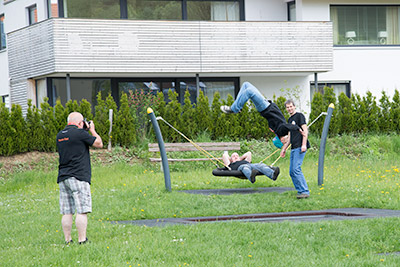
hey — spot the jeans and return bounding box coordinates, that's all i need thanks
[238,163,274,181]
[231,82,270,113]
[289,147,309,195]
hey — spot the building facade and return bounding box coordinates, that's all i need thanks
[0,0,399,115]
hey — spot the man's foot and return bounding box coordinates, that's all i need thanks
[296,193,310,199]
[250,169,258,183]
[65,240,73,245]
[270,166,280,181]
[220,105,234,114]
[78,238,89,245]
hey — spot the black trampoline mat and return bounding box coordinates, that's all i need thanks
[111,208,400,227]
[177,187,295,195]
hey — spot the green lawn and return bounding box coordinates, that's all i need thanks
[1,135,400,266]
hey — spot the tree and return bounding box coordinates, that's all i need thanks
[26,99,43,151]
[164,89,182,142]
[114,92,136,147]
[94,92,109,147]
[10,104,28,154]
[378,91,391,133]
[40,98,57,152]
[0,103,14,156]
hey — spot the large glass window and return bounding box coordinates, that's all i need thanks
[310,81,351,102]
[118,78,237,105]
[61,0,243,21]
[127,0,182,20]
[0,14,5,50]
[331,5,400,45]
[27,5,38,25]
[187,1,239,21]
[50,78,111,107]
[287,1,296,21]
[63,0,120,19]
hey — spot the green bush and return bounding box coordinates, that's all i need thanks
[114,92,136,147]
[10,104,28,154]
[0,102,14,156]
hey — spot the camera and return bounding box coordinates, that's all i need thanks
[82,118,91,131]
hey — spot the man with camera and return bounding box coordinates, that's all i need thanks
[56,112,103,245]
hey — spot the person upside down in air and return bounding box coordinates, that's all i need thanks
[222,151,280,184]
[220,82,303,141]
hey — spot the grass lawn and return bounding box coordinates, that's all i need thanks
[1,134,400,266]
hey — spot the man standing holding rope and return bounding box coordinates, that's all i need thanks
[280,100,310,199]
[222,151,280,184]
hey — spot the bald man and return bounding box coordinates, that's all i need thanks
[56,112,103,245]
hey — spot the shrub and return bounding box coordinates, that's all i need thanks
[10,104,28,154]
[114,92,136,147]
[26,99,44,152]
[40,98,57,152]
[0,102,14,156]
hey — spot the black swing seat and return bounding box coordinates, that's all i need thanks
[212,167,262,180]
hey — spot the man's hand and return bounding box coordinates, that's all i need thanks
[280,149,286,158]
[301,145,307,153]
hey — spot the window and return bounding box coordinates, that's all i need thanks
[61,0,244,21]
[0,14,5,50]
[118,78,238,105]
[1,95,10,109]
[27,5,38,25]
[47,0,59,18]
[63,0,120,19]
[331,5,400,45]
[287,1,296,21]
[310,81,351,101]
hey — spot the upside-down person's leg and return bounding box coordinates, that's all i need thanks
[221,82,270,113]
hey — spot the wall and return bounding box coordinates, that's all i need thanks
[300,0,400,98]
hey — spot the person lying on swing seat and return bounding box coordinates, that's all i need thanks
[222,151,280,184]
[220,82,302,140]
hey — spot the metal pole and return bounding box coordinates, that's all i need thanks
[147,108,171,192]
[318,103,335,186]
[66,74,71,102]
[196,73,200,101]
[314,72,318,92]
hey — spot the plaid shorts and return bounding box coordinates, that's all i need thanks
[59,177,92,214]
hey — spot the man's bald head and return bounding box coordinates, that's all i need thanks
[67,112,83,125]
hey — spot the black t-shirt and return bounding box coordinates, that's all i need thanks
[229,160,250,170]
[288,112,310,150]
[260,101,300,137]
[56,125,96,184]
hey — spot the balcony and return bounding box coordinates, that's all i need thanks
[8,18,333,80]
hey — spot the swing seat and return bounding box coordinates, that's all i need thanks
[212,167,262,180]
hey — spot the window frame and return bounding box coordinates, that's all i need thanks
[60,0,245,21]
[0,14,5,51]
[310,81,351,102]
[27,4,38,25]
[331,4,400,47]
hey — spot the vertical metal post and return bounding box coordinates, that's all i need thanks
[196,73,200,101]
[314,72,318,92]
[318,103,335,186]
[66,74,71,102]
[147,108,171,192]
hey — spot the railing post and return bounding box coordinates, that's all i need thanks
[147,108,171,192]
[318,103,335,186]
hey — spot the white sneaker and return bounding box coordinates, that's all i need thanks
[220,105,234,114]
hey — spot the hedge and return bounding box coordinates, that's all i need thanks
[0,88,400,156]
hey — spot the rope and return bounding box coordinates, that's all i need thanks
[156,117,229,169]
[259,148,280,164]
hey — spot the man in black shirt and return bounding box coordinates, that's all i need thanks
[222,151,280,183]
[56,112,103,244]
[220,82,301,139]
[280,100,310,199]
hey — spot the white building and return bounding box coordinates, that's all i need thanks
[0,0,399,114]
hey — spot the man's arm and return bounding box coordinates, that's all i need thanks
[89,121,103,148]
[300,124,308,152]
[222,152,231,166]
[280,132,290,157]
[240,151,252,163]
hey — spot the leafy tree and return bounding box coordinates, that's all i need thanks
[40,98,57,152]
[114,92,136,147]
[94,92,109,148]
[0,103,14,156]
[26,99,44,151]
[378,91,391,133]
[78,99,93,121]
[164,90,182,142]
[54,99,67,133]
[391,89,400,133]
[195,90,211,136]
[181,90,197,139]
[309,91,324,135]
[336,92,354,134]
[10,104,28,154]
